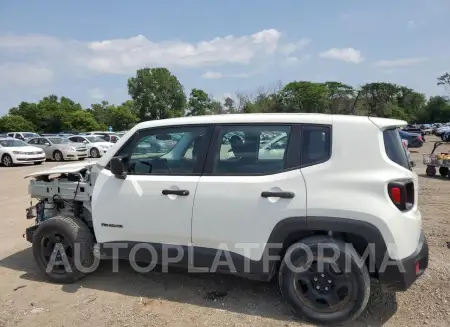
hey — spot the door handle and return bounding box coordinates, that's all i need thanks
[162,189,190,196]
[261,191,295,199]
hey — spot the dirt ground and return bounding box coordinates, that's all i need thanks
[0,138,449,327]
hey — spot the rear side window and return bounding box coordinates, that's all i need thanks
[301,125,331,166]
[383,128,410,170]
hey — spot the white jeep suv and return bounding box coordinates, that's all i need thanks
[23,114,428,325]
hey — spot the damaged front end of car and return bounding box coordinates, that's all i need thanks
[23,161,98,243]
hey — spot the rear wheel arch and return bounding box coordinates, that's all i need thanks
[265,216,388,274]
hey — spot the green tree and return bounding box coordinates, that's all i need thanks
[0,115,35,132]
[280,81,329,113]
[127,68,186,121]
[108,104,139,130]
[324,81,355,114]
[67,111,102,132]
[187,88,214,116]
[224,97,236,113]
[359,82,400,117]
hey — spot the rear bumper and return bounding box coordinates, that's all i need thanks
[378,231,429,291]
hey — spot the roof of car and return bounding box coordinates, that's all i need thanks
[131,113,406,131]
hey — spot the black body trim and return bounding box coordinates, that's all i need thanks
[378,231,428,292]
[26,214,427,291]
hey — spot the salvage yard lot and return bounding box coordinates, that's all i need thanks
[0,139,449,327]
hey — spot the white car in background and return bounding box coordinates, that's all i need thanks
[28,136,88,161]
[67,135,114,158]
[0,137,46,167]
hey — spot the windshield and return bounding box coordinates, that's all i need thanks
[85,136,105,143]
[0,139,28,147]
[48,137,70,144]
[22,133,39,138]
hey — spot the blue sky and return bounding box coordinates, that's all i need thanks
[1,0,449,114]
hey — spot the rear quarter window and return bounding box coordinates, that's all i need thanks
[383,128,410,170]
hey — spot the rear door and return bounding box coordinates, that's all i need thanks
[191,124,307,266]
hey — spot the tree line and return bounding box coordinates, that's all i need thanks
[1,68,450,133]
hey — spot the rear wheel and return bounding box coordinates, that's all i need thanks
[278,236,370,325]
[426,166,436,177]
[439,167,448,177]
[32,216,96,283]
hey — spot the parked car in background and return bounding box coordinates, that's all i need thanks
[435,124,450,136]
[6,132,40,142]
[115,131,127,138]
[419,124,433,135]
[398,129,424,148]
[401,139,415,167]
[85,131,119,143]
[0,137,45,167]
[67,134,114,158]
[28,136,88,161]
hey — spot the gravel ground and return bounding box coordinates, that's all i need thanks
[0,138,449,327]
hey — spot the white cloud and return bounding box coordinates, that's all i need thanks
[278,38,311,55]
[0,29,311,76]
[0,63,53,87]
[374,57,427,67]
[201,71,223,79]
[89,88,104,100]
[319,47,364,63]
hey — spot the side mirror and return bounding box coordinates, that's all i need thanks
[44,142,50,146]
[83,140,88,144]
[110,157,127,179]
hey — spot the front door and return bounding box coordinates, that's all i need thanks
[191,124,308,271]
[91,125,212,250]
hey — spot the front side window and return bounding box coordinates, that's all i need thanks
[28,138,38,145]
[213,125,291,175]
[38,138,50,145]
[116,126,209,175]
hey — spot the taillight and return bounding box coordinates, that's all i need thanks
[388,179,414,211]
[418,135,423,141]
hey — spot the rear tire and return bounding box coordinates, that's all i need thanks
[426,166,436,177]
[278,236,370,325]
[32,216,96,283]
[439,167,448,177]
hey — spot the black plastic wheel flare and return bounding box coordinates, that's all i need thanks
[40,233,73,274]
[293,261,355,313]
